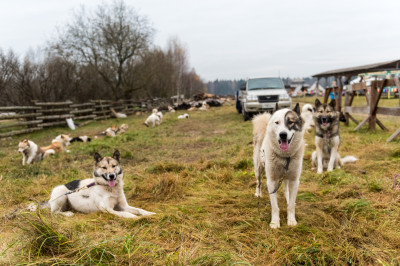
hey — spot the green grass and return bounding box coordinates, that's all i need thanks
[1,104,400,265]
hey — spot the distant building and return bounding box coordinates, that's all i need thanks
[287,78,310,96]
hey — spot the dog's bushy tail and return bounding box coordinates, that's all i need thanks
[341,155,358,164]
[252,113,271,146]
[44,149,55,157]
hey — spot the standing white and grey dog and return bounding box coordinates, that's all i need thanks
[47,150,155,218]
[312,99,357,173]
[301,103,315,133]
[252,103,305,228]
[18,139,55,165]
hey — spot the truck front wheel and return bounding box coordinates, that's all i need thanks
[243,108,250,121]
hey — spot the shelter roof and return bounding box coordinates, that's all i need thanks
[312,59,400,78]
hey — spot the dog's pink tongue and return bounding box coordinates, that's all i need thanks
[280,140,289,151]
[322,122,327,126]
[108,180,116,187]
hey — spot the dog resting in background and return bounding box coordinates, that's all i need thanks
[312,99,357,174]
[301,104,315,133]
[178,113,189,119]
[42,134,71,154]
[168,106,176,112]
[99,124,129,136]
[70,136,91,143]
[252,103,305,228]
[18,139,55,165]
[47,150,155,218]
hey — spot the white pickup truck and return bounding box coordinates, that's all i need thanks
[238,77,291,121]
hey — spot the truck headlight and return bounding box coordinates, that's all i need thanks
[279,94,290,101]
[246,95,258,102]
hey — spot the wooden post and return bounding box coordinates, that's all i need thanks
[337,76,343,112]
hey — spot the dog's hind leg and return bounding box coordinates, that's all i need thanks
[49,185,74,217]
[254,163,263,197]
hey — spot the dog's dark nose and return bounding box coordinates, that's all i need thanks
[279,132,287,140]
[109,174,115,180]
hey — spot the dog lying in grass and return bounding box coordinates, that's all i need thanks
[42,134,71,154]
[178,113,189,119]
[252,103,305,228]
[99,124,129,137]
[70,135,91,143]
[18,139,55,165]
[45,150,155,218]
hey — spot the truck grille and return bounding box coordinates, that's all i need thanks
[258,95,278,103]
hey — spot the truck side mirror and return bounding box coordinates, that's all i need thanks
[239,85,246,91]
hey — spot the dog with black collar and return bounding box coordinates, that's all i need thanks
[48,150,155,218]
[252,103,305,229]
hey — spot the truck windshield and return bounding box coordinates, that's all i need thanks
[247,78,284,90]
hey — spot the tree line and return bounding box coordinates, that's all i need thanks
[0,1,204,106]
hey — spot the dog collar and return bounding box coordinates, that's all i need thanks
[316,131,339,139]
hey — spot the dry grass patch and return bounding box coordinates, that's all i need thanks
[1,105,400,264]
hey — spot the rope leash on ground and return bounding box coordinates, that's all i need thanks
[48,182,96,203]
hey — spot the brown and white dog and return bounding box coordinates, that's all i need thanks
[18,139,55,165]
[42,134,71,154]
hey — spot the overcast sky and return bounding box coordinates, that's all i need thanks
[1,0,400,81]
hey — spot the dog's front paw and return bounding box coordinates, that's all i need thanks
[317,168,323,174]
[327,167,333,172]
[141,211,156,216]
[269,222,280,229]
[254,192,262,198]
[61,211,74,217]
[122,213,138,219]
[26,203,37,212]
[287,219,297,227]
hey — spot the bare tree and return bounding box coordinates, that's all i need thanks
[53,1,154,100]
[168,37,188,104]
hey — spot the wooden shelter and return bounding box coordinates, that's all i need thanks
[312,59,400,112]
[312,59,400,141]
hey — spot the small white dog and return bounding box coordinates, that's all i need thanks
[156,111,163,123]
[18,139,55,165]
[47,150,155,218]
[178,114,189,119]
[301,104,315,133]
[144,113,160,127]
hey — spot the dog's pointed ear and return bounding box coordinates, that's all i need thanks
[329,99,336,108]
[113,150,120,162]
[274,103,280,113]
[94,152,102,163]
[293,103,301,116]
[315,98,322,108]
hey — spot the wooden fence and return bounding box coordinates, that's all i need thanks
[343,78,400,142]
[0,99,148,138]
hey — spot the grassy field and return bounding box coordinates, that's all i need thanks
[1,102,400,265]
